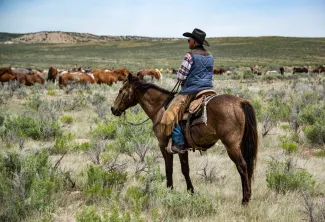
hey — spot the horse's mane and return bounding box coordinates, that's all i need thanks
[132,78,172,95]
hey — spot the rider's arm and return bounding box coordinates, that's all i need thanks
[176,53,193,82]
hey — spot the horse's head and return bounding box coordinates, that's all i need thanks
[111,74,139,116]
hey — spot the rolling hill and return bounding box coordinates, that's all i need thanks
[0,32,324,69]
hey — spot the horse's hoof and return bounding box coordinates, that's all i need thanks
[241,200,249,206]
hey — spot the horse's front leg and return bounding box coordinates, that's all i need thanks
[179,152,194,193]
[160,146,174,189]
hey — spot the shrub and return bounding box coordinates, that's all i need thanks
[105,202,131,222]
[84,165,127,201]
[124,186,149,219]
[46,88,56,96]
[266,158,316,194]
[243,70,255,79]
[251,99,263,121]
[230,72,241,80]
[91,119,120,140]
[113,112,154,155]
[50,133,73,154]
[303,122,325,145]
[73,141,91,152]
[298,104,319,125]
[0,150,65,221]
[2,115,62,141]
[158,190,218,219]
[76,206,102,222]
[60,115,73,124]
[25,94,43,110]
[267,97,291,122]
[315,149,325,157]
[280,135,299,154]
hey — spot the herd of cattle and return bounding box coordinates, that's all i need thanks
[0,65,324,87]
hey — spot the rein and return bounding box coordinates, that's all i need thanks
[123,80,181,126]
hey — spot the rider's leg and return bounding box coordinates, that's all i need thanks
[171,124,185,153]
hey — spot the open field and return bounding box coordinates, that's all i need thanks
[0,71,325,221]
[1,37,325,221]
[1,36,325,70]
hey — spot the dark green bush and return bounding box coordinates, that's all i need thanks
[76,206,102,222]
[243,70,255,79]
[298,104,320,125]
[84,165,127,201]
[266,158,315,194]
[60,115,73,124]
[267,97,291,122]
[303,122,325,145]
[0,150,65,221]
[2,115,62,141]
[91,119,119,140]
[280,135,299,154]
[158,190,218,219]
[251,99,263,121]
[50,133,73,154]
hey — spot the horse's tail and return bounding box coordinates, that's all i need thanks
[240,101,258,181]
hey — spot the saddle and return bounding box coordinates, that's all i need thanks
[182,89,217,124]
[166,89,217,154]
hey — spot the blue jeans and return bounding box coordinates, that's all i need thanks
[171,124,185,146]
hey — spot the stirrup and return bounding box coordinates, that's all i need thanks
[171,145,186,154]
[166,138,186,154]
[166,138,177,154]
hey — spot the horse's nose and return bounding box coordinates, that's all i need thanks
[111,107,116,115]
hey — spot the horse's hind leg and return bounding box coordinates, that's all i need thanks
[178,152,194,193]
[225,143,251,204]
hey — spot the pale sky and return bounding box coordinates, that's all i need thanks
[0,0,324,37]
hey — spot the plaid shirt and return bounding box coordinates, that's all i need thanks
[176,53,193,81]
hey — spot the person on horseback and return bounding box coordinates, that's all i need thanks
[160,28,214,154]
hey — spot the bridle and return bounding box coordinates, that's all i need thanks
[118,80,181,126]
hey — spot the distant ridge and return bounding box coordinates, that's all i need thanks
[1,31,181,44]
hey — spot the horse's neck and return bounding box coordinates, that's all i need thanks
[137,88,169,121]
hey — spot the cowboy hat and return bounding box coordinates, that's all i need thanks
[183,28,210,46]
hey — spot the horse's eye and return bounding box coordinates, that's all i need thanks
[119,90,122,93]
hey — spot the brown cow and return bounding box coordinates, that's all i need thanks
[137,69,162,80]
[93,67,130,85]
[16,73,45,86]
[58,73,95,88]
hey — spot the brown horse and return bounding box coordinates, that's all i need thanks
[93,67,130,85]
[0,67,17,83]
[111,74,258,204]
[137,69,162,81]
[213,68,225,75]
[16,73,45,86]
[166,68,177,74]
[58,73,95,88]
[47,67,58,82]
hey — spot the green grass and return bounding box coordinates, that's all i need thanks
[0,37,324,70]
